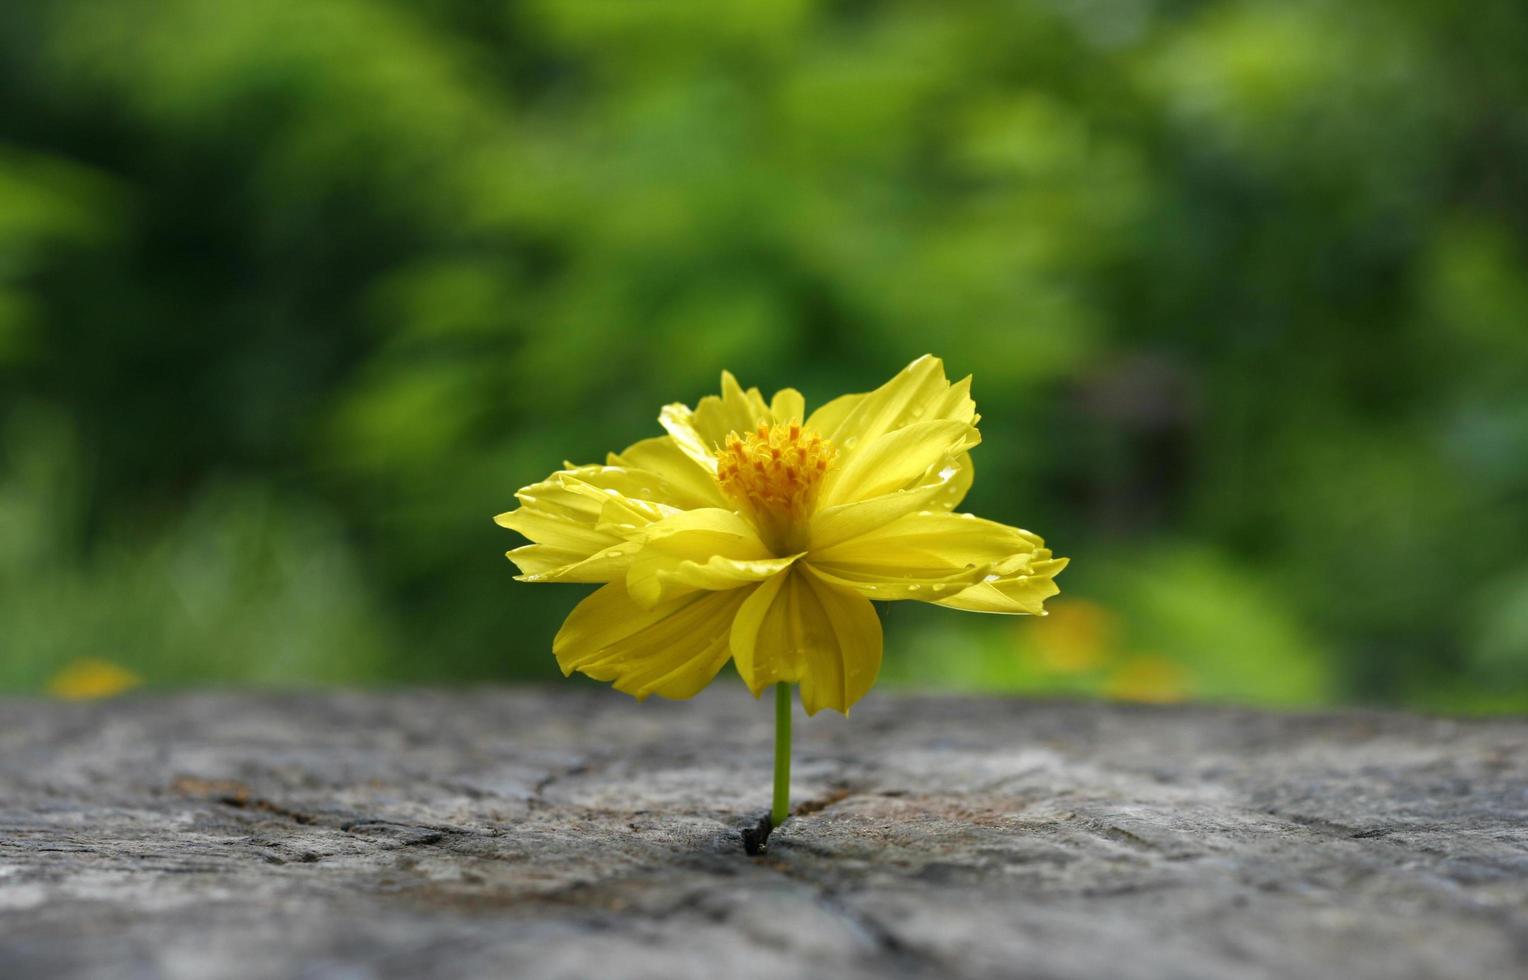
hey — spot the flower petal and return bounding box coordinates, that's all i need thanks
[495,501,614,553]
[495,472,617,551]
[804,390,862,436]
[936,452,975,512]
[730,567,882,715]
[629,552,801,608]
[807,511,1046,600]
[498,453,717,582]
[625,508,779,607]
[808,457,968,551]
[658,370,771,469]
[818,418,980,508]
[935,555,1070,614]
[658,402,719,472]
[554,584,750,700]
[804,562,990,601]
[496,468,636,581]
[813,510,1043,566]
[607,435,729,509]
[701,370,772,439]
[813,355,977,455]
[769,387,806,422]
[639,507,771,555]
[504,542,631,583]
[553,473,677,533]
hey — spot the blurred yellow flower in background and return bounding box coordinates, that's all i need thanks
[497,355,1067,715]
[47,658,142,700]
[1015,598,1195,703]
[1105,655,1190,703]
[1025,599,1119,674]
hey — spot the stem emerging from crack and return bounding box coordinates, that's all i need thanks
[772,681,792,827]
[742,683,793,854]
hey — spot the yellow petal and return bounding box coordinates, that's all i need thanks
[496,471,629,580]
[495,474,616,552]
[625,508,779,607]
[935,555,1070,614]
[927,374,978,425]
[495,508,614,558]
[505,541,632,583]
[606,435,729,509]
[657,402,718,472]
[703,370,772,439]
[804,562,991,601]
[807,511,1044,600]
[658,370,771,469]
[504,472,681,583]
[48,658,141,700]
[817,418,980,508]
[554,584,750,700]
[640,507,771,555]
[804,390,863,437]
[812,510,1043,566]
[497,439,739,583]
[937,452,975,512]
[628,552,801,608]
[812,355,977,455]
[727,570,788,680]
[730,567,882,715]
[552,474,676,531]
[498,459,699,582]
[808,458,968,551]
[769,387,806,422]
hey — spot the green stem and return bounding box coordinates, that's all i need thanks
[771,682,792,827]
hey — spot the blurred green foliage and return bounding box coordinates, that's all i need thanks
[2,0,1525,710]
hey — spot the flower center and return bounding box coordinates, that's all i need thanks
[715,421,835,551]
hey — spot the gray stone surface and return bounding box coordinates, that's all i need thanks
[0,688,1524,980]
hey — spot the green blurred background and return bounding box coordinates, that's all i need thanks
[2,0,1525,711]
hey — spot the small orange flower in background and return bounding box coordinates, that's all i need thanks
[497,355,1068,715]
[47,658,142,700]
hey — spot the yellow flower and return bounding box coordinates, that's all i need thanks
[497,354,1067,715]
[1105,655,1191,704]
[47,658,142,700]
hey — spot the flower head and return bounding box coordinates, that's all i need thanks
[496,355,1067,715]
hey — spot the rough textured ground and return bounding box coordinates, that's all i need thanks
[0,689,1524,980]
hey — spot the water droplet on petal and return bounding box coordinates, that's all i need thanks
[908,584,922,591]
